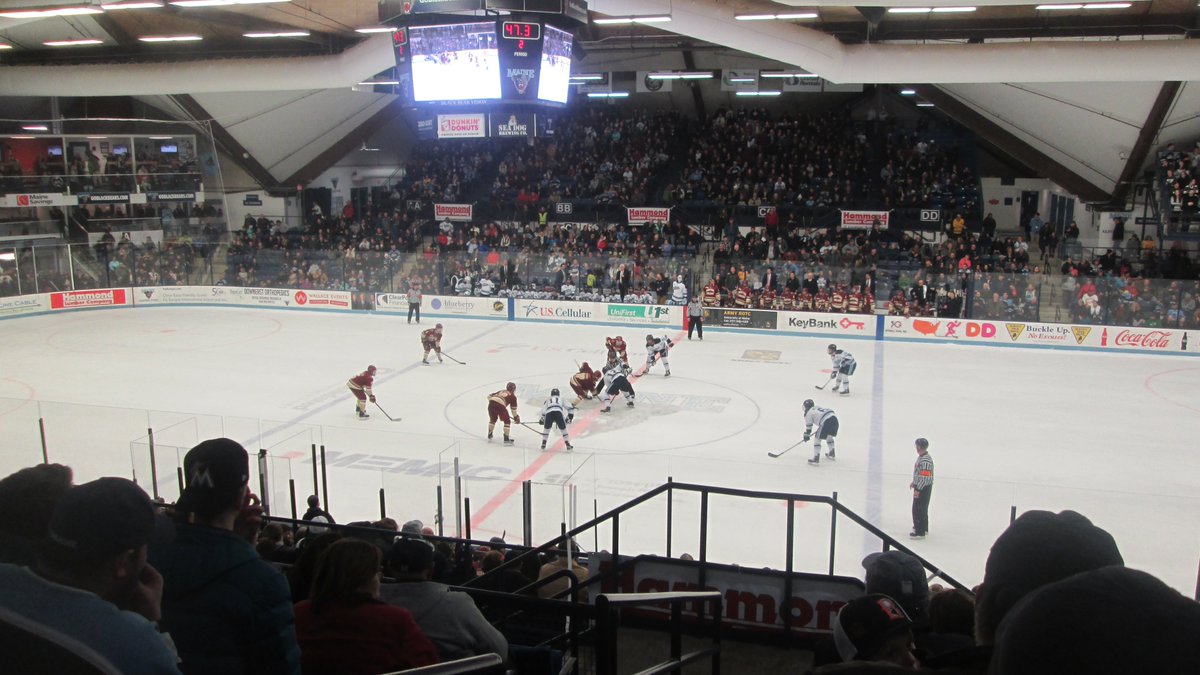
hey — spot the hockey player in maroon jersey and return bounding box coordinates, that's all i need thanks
[814,287,831,312]
[862,288,875,314]
[421,323,444,364]
[889,289,909,316]
[780,288,797,311]
[847,286,864,314]
[347,365,378,420]
[831,285,848,313]
[734,282,752,308]
[759,286,777,310]
[487,382,520,445]
[605,336,628,364]
[798,289,814,311]
[569,362,604,405]
[702,279,720,307]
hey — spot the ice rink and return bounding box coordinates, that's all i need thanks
[1,306,1197,594]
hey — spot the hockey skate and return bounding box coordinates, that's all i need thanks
[626,400,635,407]
[807,456,820,465]
[564,442,574,452]
[487,432,493,441]
[540,441,547,451]
[825,452,836,460]
[839,388,850,396]
[503,437,514,446]
[422,358,429,365]
[664,370,671,377]
[601,406,612,413]
[357,410,370,420]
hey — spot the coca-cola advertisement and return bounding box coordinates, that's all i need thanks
[1113,329,1172,350]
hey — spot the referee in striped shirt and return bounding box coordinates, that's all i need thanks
[909,438,934,539]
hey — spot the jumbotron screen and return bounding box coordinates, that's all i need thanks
[537,24,572,105]
[408,22,502,103]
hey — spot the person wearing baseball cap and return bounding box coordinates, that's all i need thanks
[150,438,299,674]
[0,477,181,674]
[832,594,919,668]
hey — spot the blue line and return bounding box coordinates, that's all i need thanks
[865,339,887,557]
[243,321,509,447]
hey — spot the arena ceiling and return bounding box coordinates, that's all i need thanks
[1,0,1199,204]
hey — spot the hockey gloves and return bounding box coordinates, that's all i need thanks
[539,416,546,426]
[369,395,377,403]
[803,432,812,442]
[567,414,574,424]
[514,415,521,424]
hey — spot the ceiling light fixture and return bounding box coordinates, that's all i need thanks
[139,35,203,42]
[101,1,166,8]
[1035,3,1083,8]
[9,136,37,140]
[900,88,917,95]
[0,6,102,18]
[734,12,817,20]
[587,92,630,98]
[887,7,932,13]
[569,74,605,81]
[358,80,400,86]
[728,77,756,83]
[1083,2,1131,7]
[21,125,48,131]
[736,91,782,97]
[0,44,13,50]
[734,14,776,20]
[593,15,671,24]
[244,31,311,38]
[647,71,712,80]
[931,6,976,12]
[355,27,398,33]
[87,136,109,139]
[760,71,819,78]
[916,102,935,107]
[149,136,173,139]
[44,39,104,47]
[0,253,15,262]
[170,0,232,6]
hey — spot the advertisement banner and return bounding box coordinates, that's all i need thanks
[437,113,486,139]
[777,311,872,336]
[434,203,473,221]
[704,307,778,330]
[635,71,673,93]
[415,117,436,141]
[1,192,77,207]
[145,191,199,202]
[0,294,48,317]
[840,210,889,230]
[49,288,130,310]
[882,316,1191,353]
[627,207,671,225]
[591,554,862,635]
[515,298,600,322]
[489,112,534,138]
[376,293,507,319]
[135,286,227,305]
[604,304,681,327]
[78,192,131,205]
[215,287,350,310]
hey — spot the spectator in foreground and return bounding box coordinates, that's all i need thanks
[294,538,439,675]
[0,463,73,565]
[381,536,509,662]
[829,594,919,669]
[150,438,300,675]
[0,477,180,674]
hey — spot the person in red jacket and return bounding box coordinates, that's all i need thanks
[347,365,377,420]
[487,382,520,445]
[294,538,439,675]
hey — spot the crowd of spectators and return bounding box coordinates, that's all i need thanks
[878,127,979,214]
[3,442,1198,674]
[1160,140,1200,225]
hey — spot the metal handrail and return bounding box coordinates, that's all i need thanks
[595,591,722,675]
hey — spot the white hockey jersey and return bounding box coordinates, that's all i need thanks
[804,406,837,433]
[647,336,672,356]
[831,350,856,372]
[540,395,576,419]
[603,362,631,386]
[670,280,687,304]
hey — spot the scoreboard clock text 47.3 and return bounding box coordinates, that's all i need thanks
[502,21,542,42]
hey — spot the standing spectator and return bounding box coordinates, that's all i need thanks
[909,438,934,539]
[150,438,301,675]
[0,463,73,565]
[982,212,997,239]
[295,539,439,675]
[1028,212,1044,242]
[687,297,703,340]
[652,273,669,304]
[910,278,933,311]
[379,537,508,663]
[302,494,334,524]
[670,275,688,305]
[0,477,181,675]
[950,213,966,238]
[761,266,777,293]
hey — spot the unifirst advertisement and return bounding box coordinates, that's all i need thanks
[777,311,873,337]
[883,316,1191,353]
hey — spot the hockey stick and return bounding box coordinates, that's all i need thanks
[518,422,544,434]
[767,438,807,458]
[374,402,402,422]
[442,352,467,365]
[814,376,836,391]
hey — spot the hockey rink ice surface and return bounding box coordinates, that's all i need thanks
[1,306,1197,594]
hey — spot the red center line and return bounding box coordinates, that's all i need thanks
[471,331,685,529]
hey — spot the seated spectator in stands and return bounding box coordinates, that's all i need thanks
[830,594,918,669]
[0,477,181,674]
[150,438,300,675]
[294,538,439,675]
[991,566,1200,675]
[380,537,508,662]
[862,551,930,629]
[256,523,297,564]
[288,531,343,603]
[0,463,73,565]
[537,542,590,601]
[923,588,975,658]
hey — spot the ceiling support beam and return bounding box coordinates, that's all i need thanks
[680,49,707,122]
[282,98,405,190]
[1110,80,1181,207]
[168,94,280,190]
[913,85,1111,203]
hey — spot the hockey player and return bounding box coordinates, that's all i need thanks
[669,275,688,305]
[347,365,378,420]
[827,344,857,395]
[605,336,628,364]
[600,358,635,413]
[569,362,603,405]
[802,399,839,465]
[702,279,720,307]
[421,323,444,364]
[487,382,520,445]
[538,388,576,452]
[831,285,848,313]
[645,334,673,377]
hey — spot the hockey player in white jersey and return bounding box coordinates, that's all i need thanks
[827,343,857,395]
[802,399,839,465]
[645,334,673,377]
[539,388,576,451]
[669,275,688,305]
[600,357,635,413]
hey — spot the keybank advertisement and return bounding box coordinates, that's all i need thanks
[777,310,873,336]
[375,293,506,318]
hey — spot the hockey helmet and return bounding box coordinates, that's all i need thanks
[803,399,814,412]
[827,343,838,354]
[915,438,929,450]
[435,323,443,330]
[367,365,377,373]
[645,333,654,342]
[506,382,516,393]
[551,388,561,396]
[616,335,623,342]
[580,361,590,372]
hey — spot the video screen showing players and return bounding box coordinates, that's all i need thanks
[537,25,572,105]
[409,22,501,102]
